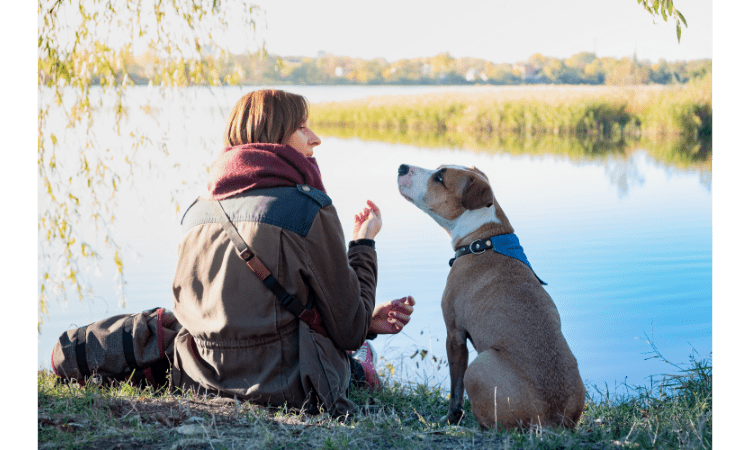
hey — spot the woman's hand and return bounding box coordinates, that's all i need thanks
[368,296,416,335]
[352,200,382,241]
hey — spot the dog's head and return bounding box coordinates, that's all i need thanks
[397,164,512,246]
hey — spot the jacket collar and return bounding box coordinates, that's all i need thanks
[449,233,547,285]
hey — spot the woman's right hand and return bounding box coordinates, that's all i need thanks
[369,296,416,335]
[352,200,382,240]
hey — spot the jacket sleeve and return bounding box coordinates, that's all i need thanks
[302,203,377,351]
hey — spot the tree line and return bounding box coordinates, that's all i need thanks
[118,50,711,88]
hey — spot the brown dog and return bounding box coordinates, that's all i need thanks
[397,164,585,430]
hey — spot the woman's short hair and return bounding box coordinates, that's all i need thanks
[223,90,309,147]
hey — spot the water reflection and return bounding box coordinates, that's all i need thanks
[605,157,645,197]
[314,125,712,194]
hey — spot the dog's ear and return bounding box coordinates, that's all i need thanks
[461,174,493,210]
[469,166,489,180]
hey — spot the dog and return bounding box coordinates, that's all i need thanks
[397,163,585,430]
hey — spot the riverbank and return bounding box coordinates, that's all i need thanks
[309,77,712,141]
[38,351,711,449]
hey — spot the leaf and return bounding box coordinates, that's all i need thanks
[676,23,682,43]
[676,9,687,26]
[114,251,123,274]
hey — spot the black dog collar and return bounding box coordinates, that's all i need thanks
[449,238,494,267]
[448,234,547,285]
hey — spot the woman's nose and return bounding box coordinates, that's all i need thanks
[309,130,321,146]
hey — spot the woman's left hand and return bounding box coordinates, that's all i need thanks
[352,200,382,241]
[369,296,416,335]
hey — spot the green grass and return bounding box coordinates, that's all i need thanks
[309,77,712,141]
[39,346,711,449]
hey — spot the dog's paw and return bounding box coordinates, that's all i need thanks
[440,408,465,425]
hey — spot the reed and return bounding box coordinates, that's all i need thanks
[309,77,712,140]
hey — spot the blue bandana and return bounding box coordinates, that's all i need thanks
[490,234,547,285]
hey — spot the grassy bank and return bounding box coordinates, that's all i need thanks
[309,77,712,141]
[38,351,711,449]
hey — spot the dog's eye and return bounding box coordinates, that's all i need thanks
[433,173,443,184]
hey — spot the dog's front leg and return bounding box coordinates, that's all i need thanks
[444,327,468,424]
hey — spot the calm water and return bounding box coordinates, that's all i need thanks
[38,86,712,396]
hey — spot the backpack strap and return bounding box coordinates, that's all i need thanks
[75,325,90,377]
[122,315,138,372]
[209,199,328,337]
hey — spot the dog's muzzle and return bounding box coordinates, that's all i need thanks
[398,164,410,176]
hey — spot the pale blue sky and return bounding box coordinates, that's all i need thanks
[245,0,712,63]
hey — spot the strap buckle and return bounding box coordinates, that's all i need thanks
[279,292,296,309]
[239,249,254,261]
[469,239,486,255]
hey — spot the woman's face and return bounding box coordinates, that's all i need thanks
[285,120,321,157]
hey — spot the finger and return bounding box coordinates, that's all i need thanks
[389,312,411,324]
[392,296,415,312]
[366,200,381,216]
[391,302,413,315]
[386,317,404,330]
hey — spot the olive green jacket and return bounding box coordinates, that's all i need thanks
[171,185,377,415]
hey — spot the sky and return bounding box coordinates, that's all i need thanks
[242,0,713,63]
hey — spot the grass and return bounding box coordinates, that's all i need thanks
[309,77,712,141]
[38,346,711,449]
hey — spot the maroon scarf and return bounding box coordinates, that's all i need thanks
[207,143,326,200]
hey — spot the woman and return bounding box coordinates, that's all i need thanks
[170,90,415,416]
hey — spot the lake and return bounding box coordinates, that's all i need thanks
[37,85,712,397]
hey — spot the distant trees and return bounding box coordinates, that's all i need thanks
[114,51,711,88]
[605,56,651,86]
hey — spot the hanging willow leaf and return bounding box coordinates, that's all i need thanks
[676,9,687,27]
[37,0,263,329]
[637,0,687,43]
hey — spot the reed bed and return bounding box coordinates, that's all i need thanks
[309,77,712,141]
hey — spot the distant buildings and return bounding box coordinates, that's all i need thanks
[512,63,540,80]
[465,69,489,82]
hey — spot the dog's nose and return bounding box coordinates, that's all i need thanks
[398,164,410,176]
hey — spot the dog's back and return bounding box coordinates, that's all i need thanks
[443,249,585,428]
